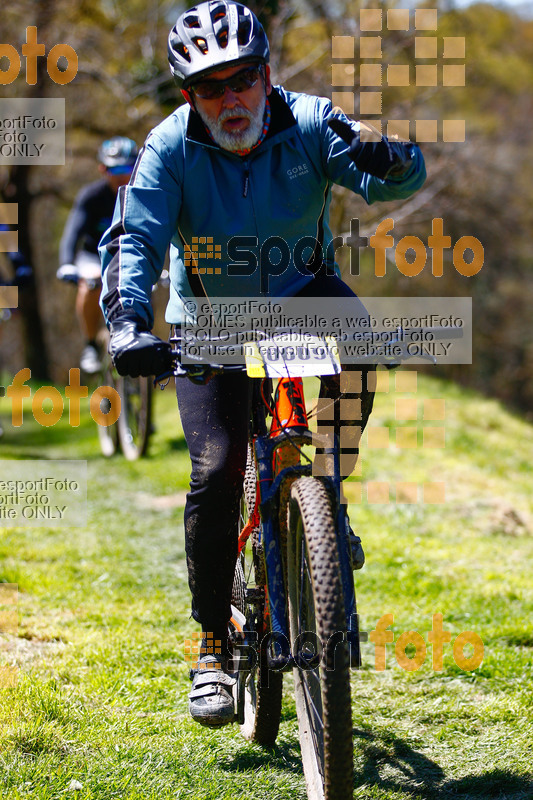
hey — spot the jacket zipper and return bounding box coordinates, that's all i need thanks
[241,161,262,294]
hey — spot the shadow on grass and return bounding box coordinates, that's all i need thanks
[0,418,98,456]
[448,771,533,798]
[219,736,303,776]
[217,724,533,799]
[353,728,533,799]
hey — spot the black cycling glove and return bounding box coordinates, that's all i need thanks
[328,117,414,180]
[108,312,174,378]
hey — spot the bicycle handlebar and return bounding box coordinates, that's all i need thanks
[155,324,464,386]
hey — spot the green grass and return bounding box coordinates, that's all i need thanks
[0,373,532,799]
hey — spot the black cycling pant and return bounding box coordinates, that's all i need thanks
[175,274,375,649]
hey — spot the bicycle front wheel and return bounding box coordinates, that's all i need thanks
[116,375,152,460]
[287,476,353,800]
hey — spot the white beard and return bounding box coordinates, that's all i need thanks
[196,94,266,152]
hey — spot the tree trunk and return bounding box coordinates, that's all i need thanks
[3,0,57,380]
[4,166,50,380]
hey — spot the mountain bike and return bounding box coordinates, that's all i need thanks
[57,270,154,460]
[95,333,152,461]
[96,272,170,459]
[170,324,463,800]
[221,338,357,800]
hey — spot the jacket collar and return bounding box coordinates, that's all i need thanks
[185,86,297,153]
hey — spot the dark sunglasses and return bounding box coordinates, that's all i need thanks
[191,65,262,100]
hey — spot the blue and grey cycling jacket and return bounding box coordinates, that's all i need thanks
[99,86,426,327]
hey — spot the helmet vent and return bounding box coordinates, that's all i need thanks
[237,16,251,45]
[216,26,229,48]
[176,42,191,62]
[184,14,201,28]
[211,4,227,22]
[192,36,209,54]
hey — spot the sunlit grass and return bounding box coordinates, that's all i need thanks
[0,373,532,798]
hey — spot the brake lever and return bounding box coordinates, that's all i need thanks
[154,362,221,386]
[373,334,438,367]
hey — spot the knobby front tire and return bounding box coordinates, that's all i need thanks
[116,375,152,460]
[287,476,353,800]
[232,445,283,746]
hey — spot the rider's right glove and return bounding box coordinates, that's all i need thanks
[108,312,175,378]
[56,264,79,284]
[328,117,414,180]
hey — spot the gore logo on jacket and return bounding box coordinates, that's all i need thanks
[287,163,310,179]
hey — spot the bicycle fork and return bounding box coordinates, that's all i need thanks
[253,376,361,672]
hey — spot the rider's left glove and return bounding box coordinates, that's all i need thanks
[328,117,414,180]
[109,312,174,378]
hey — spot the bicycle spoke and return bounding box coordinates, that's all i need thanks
[296,530,325,776]
[298,539,314,637]
[300,673,325,775]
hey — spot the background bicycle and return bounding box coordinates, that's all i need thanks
[94,331,153,461]
[58,270,169,460]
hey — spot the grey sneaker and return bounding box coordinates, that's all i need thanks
[80,344,102,374]
[189,654,235,727]
[346,521,365,570]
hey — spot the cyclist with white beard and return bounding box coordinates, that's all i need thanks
[100,0,426,727]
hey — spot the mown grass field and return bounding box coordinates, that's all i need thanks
[0,372,532,799]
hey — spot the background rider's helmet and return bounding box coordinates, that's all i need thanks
[168,1,270,89]
[98,137,139,168]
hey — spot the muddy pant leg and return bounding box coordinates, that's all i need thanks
[176,372,251,652]
[317,366,376,480]
[293,271,376,480]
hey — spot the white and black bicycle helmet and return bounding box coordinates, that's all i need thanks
[168,1,269,89]
[98,137,138,168]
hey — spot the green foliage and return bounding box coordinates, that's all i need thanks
[2,0,533,406]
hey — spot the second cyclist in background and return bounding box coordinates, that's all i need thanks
[57,137,138,374]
